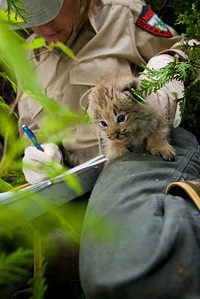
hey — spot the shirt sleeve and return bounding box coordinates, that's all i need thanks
[128,1,182,63]
[90,0,183,67]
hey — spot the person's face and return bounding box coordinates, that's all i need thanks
[31,0,80,44]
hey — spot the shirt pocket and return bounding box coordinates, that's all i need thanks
[27,97,43,120]
[70,56,132,86]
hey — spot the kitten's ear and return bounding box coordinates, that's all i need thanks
[79,88,93,110]
[122,79,139,93]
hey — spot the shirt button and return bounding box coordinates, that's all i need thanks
[71,128,76,134]
[60,58,67,63]
[57,93,64,101]
[79,151,85,157]
[29,107,33,116]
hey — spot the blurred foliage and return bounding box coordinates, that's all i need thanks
[0,0,199,298]
[0,22,84,188]
[1,0,28,24]
[140,1,200,141]
[147,0,200,34]
[0,1,86,298]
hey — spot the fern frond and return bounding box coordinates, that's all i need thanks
[0,248,33,285]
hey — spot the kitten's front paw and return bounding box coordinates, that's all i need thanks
[148,144,176,161]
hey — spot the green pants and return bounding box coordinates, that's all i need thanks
[80,127,200,299]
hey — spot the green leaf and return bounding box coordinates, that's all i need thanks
[23,37,47,50]
[0,21,81,119]
[0,178,12,192]
[130,88,147,105]
[54,41,78,61]
[0,9,23,23]
[0,248,33,285]
[0,71,17,92]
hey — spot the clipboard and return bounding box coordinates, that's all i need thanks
[0,155,107,221]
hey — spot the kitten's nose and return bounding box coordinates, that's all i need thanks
[114,132,120,139]
[108,132,120,140]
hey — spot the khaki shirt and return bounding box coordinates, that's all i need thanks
[18,0,182,167]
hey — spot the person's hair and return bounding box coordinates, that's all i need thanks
[79,0,95,26]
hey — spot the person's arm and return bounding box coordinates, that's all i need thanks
[139,54,184,128]
[130,1,183,62]
[127,3,186,127]
[79,127,200,299]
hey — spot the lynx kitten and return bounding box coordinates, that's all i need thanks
[87,74,176,161]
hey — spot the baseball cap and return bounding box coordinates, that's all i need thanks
[0,0,64,27]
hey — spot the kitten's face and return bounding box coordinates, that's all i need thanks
[86,74,175,161]
[87,74,140,141]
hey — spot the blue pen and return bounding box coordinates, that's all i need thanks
[22,125,44,152]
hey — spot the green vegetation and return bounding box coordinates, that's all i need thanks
[0,0,199,298]
[0,2,85,298]
[140,0,200,140]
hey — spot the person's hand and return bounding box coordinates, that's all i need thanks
[22,143,63,184]
[139,55,184,127]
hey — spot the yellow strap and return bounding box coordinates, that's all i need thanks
[166,180,200,210]
[8,182,31,191]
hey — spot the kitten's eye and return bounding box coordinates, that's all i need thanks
[100,120,108,127]
[117,115,125,123]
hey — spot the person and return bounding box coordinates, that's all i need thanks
[10,0,186,184]
[2,0,200,298]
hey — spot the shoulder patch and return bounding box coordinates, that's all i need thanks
[136,6,173,37]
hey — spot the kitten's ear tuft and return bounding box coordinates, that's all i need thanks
[122,78,146,105]
[79,88,93,110]
[122,80,139,93]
